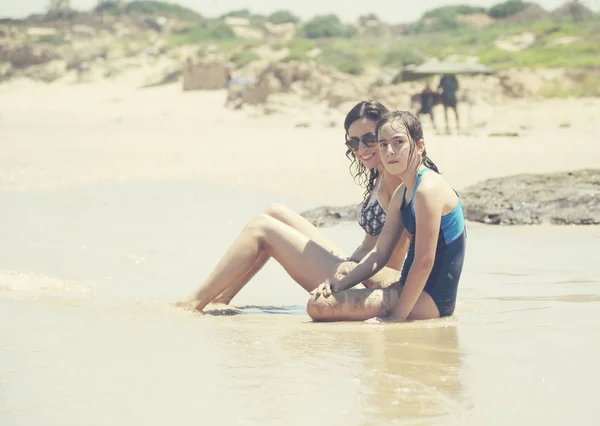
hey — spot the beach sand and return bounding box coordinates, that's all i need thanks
[1,77,599,425]
[1,78,599,203]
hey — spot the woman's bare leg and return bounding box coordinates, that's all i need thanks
[178,212,348,312]
[210,204,346,304]
[306,287,440,322]
[209,253,270,305]
[263,203,345,256]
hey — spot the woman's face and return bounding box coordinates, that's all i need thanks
[346,118,381,170]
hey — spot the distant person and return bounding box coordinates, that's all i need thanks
[225,64,233,89]
[308,110,467,322]
[416,84,437,130]
[174,101,411,313]
[438,74,459,133]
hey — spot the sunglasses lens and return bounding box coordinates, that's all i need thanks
[346,138,360,151]
[363,133,377,145]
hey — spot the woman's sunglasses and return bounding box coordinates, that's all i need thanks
[345,132,378,152]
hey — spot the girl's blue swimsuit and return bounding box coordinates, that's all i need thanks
[399,167,467,317]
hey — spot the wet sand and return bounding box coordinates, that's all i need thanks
[1,80,599,425]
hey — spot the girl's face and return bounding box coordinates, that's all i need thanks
[346,118,382,170]
[378,122,423,176]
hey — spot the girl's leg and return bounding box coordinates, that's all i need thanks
[178,212,347,312]
[210,204,346,304]
[306,287,440,322]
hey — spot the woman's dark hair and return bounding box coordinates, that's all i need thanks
[375,110,440,174]
[344,100,389,200]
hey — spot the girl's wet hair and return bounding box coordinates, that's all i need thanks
[344,100,389,200]
[375,110,440,174]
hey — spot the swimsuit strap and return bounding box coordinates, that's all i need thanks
[410,167,432,215]
[411,167,431,203]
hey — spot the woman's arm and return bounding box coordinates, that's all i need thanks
[389,182,444,321]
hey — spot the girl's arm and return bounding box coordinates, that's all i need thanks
[327,188,406,292]
[390,181,444,321]
[347,233,377,262]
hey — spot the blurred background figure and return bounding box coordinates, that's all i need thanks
[416,82,438,130]
[438,73,460,134]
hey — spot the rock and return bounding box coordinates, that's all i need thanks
[301,170,600,227]
[460,170,600,225]
[241,75,272,104]
[0,44,60,69]
[22,59,67,82]
[300,205,359,227]
[144,17,168,32]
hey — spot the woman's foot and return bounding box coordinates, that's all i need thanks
[170,299,202,312]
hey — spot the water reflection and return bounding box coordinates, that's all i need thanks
[359,324,466,424]
[259,321,469,424]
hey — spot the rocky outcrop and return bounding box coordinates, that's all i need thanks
[459,169,600,225]
[236,61,393,107]
[300,170,600,227]
[0,43,60,68]
[300,205,359,228]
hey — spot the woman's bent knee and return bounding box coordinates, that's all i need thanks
[263,203,291,221]
[246,213,276,239]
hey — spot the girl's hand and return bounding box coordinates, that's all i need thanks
[310,278,343,298]
[332,261,356,281]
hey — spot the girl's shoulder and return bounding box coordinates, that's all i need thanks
[416,172,457,206]
[419,170,451,191]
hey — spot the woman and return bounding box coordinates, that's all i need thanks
[175,101,411,312]
[308,110,466,322]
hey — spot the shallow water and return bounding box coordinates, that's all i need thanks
[1,182,599,425]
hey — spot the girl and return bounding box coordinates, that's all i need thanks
[175,101,411,312]
[308,110,466,322]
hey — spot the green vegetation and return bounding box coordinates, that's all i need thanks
[230,51,260,67]
[37,34,68,45]
[95,1,203,21]
[86,1,600,77]
[170,21,237,44]
[422,5,488,19]
[318,45,364,75]
[488,0,531,19]
[299,15,357,39]
[277,39,316,62]
[381,44,425,67]
[221,9,251,19]
[268,10,300,25]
